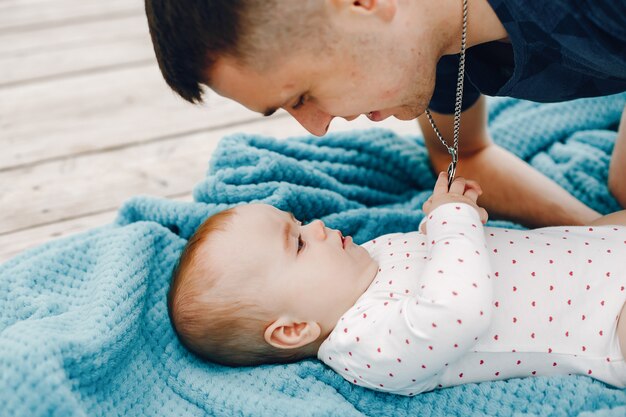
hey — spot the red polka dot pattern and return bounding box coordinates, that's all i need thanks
[318,203,626,396]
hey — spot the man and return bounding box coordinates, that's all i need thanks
[144,0,626,227]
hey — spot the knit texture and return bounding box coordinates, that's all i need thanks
[1,94,626,417]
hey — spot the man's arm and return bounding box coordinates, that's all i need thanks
[418,95,600,227]
[608,105,626,208]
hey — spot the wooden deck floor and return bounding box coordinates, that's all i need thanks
[0,0,420,262]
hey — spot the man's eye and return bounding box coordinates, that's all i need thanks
[297,235,306,253]
[292,95,306,110]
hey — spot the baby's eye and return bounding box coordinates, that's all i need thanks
[297,235,306,253]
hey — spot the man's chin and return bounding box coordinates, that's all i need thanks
[389,104,425,121]
[392,111,419,121]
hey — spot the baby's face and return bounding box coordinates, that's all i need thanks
[212,203,379,332]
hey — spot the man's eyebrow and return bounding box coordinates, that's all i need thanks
[263,108,277,117]
[263,93,298,117]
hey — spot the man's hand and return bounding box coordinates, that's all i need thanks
[608,105,626,207]
[419,96,600,227]
[422,173,489,224]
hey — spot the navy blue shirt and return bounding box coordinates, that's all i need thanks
[428,0,626,114]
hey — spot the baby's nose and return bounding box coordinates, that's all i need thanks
[311,219,327,240]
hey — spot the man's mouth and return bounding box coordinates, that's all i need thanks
[366,111,382,122]
[366,110,394,122]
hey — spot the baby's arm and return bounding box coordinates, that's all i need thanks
[389,202,492,392]
[417,201,493,350]
[322,176,493,395]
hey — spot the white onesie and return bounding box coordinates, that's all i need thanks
[317,203,626,395]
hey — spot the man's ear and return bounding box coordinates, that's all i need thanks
[326,0,397,22]
[264,317,322,350]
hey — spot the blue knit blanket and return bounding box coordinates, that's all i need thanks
[2,94,626,417]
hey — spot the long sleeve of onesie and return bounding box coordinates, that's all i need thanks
[318,203,493,395]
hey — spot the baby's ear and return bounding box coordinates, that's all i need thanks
[264,318,321,350]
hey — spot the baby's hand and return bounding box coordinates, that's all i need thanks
[422,172,488,224]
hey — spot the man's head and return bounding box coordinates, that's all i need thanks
[168,203,378,366]
[145,0,332,103]
[146,0,449,135]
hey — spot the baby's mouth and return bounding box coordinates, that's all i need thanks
[340,233,352,249]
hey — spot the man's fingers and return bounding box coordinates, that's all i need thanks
[448,177,466,195]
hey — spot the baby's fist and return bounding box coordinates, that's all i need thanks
[422,173,488,224]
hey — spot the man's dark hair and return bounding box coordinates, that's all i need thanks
[145,0,244,103]
[145,1,329,104]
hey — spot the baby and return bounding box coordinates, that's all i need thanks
[168,173,626,395]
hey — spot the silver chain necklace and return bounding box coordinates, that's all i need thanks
[425,0,468,189]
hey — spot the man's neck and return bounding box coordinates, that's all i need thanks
[412,0,509,57]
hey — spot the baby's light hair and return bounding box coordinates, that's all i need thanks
[168,207,316,366]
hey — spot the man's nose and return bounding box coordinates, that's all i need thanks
[286,106,334,136]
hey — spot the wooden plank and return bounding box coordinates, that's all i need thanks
[0,122,228,235]
[0,115,418,237]
[0,40,153,87]
[0,0,142,32]
[0,14,154,86]
[0,0,429,268]
[0,195,194,262]
[0,211,118,262]
[0,64,260,171]
[0,12,148,56]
